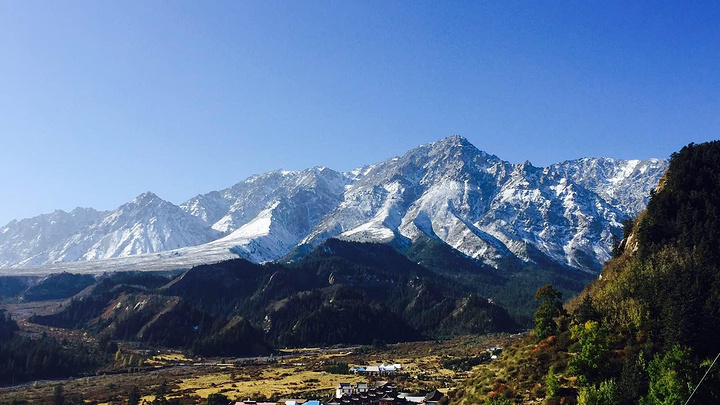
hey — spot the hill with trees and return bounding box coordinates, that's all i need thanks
[451,141,720,404]
[0,309,98,385]
[26,239,520,357]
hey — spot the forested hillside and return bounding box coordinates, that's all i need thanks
[27,239,519,357]
[0,310,98,385]
[452,141,720,404]
[405,235,593,327]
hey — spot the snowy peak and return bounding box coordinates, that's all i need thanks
[121,191,182,216]
[6,193,219,268]
[301,137,665,271]
[130,191,163,205]
[301,136,512,255]
[67,193,218,262]
[183,166,348,235]
[420,135,493,161]
[0,207,105,267]
[397,135,505,182]
[179,190,227,225]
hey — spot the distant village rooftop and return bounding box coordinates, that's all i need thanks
[349,363,402,375]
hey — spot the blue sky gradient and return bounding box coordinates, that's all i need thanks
[1,1,718,224]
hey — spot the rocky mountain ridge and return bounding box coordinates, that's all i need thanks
[0,136,668,274]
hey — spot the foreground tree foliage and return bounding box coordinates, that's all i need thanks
[569,321,610,386]
[127,386,141,405]
[205,393,229,405]
[577,379,617,405]
[640,346,695,405]
[559,142,720,404]
[545,368,560,399]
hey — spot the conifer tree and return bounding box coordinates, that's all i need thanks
[533,284,565,340]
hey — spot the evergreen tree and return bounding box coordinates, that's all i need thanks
[577,379,617,405]
[152,380,169,405]
[545,367,560,399]
[533,284,565,340]
[574,295,600,324]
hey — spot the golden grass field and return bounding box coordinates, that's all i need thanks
[179,367,366,399]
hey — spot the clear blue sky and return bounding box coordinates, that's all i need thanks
[1,1,718,225]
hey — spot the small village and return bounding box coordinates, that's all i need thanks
[223,345,504,405]
[231,381,445,405]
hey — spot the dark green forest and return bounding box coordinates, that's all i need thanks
[0,310,97,385]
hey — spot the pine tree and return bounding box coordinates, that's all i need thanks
[533,284,565,340]
[574,295,600,324]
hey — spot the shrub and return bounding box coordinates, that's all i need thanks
[545,368,559,398]
[577,379,617,405]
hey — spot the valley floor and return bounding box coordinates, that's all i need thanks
[0,332,518,404]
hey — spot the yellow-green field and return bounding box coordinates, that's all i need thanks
[178,367,366,399]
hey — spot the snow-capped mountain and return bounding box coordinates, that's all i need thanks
[5,192,219,268]
[180,167,348,262]
[0,136,668,274]
[478,162,625,270]
[300,136,629,271]
[302,136,513,260]
[182,167,348,234]
[0,207,105,268]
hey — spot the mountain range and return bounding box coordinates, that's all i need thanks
[0,136,667,275]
